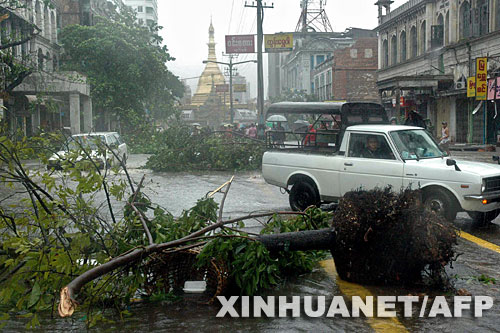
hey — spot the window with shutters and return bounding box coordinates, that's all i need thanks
[410,26,417,58]
[390,35,397,65]
[459,1,471,39]
[496,0,500,31]
[400,31,406,62]
[478,0,489,36]
[420,21,426,54]
[431,25,443,49]
[382,39,388,68]
[445,11,450,44]
[431,14,444,49]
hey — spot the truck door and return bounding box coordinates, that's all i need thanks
[340,132,404,195]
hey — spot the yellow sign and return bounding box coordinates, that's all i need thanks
[233,84,247,92]
[467,77,476,97]
[476,57,487,100]
[264,33,293,52]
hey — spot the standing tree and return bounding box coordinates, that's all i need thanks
[60,11,184,134]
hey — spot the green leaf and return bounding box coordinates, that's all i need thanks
[27,282,41,308]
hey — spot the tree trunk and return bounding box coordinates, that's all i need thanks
[256,228,335,252]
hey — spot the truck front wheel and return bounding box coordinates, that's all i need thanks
[467,210,500,227]
[423,189,457,222]
[289,181,320,211]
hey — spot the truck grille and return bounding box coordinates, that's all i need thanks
[484,176,500,193]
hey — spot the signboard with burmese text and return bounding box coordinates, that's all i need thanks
[467,77,476,97]
[264,33,293,52]
[476,57,487,100]
[225,35,255,54]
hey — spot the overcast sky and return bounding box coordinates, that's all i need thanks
[159,0,407,99]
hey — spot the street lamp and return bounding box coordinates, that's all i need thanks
[203,59,257,124]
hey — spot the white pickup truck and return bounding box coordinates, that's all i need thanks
[262,102,500,225]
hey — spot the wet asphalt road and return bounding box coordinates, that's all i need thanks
[2,153,500,332]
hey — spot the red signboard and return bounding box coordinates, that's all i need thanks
[225,35,255,54]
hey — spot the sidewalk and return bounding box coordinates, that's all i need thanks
[450,147,500,164]
[449,143,497,152]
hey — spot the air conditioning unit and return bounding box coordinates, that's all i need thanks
[455,81,466,90]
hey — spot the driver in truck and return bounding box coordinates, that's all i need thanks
[361,135,391,159]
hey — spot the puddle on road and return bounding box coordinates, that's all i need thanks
[3,255,499,332]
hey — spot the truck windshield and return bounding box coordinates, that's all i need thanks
[390,129,446,160]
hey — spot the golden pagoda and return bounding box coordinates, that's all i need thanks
[191,20,226,106]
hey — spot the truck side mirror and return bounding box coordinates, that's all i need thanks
[446,159,461,171]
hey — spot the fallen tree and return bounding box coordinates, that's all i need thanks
[58,185,457,318]
[0,133,457,328]
[58,176,331,316]
[144,124,266,171]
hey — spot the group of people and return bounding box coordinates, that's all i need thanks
[215,123,258,139]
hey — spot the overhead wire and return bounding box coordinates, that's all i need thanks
[228,0,235,33]
[235,0,247,34]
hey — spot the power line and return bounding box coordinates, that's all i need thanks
[236,1,247,34]
[228,0,235,33]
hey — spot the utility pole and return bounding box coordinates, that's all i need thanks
[224,55,236,124]
[245,0,273,138]
[203,58,257,124]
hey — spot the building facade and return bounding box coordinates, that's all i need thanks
[123,0,158,26]
[268,28,377,99]
[375,0,500,143]
[311,37,379,102]
[1,0,93,136]
[331,38,379,102]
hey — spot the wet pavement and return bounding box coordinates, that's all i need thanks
[2,153,500,332]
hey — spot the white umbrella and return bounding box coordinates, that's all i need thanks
[191,123,201,127]
[294,119,309,126]
[292,119,310,131]
[267,114,287,122]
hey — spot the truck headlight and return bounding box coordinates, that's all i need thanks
[481,179,486,193]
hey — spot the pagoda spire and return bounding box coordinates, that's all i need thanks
[191,19,226,106]
[207,17,217,62]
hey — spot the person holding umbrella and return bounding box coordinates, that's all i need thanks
[273,121,286,147]
[267,115,287,147]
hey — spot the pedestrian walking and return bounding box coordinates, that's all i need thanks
[439,121,450,154]
[248,123,257,138]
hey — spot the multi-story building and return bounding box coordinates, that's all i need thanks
[375,0,500,144]
[311,37,379,102]
[123,0,158,26]
[268,28,377,99]
[56,0,124,28]
[2,0,92,136]
[2,0,129,135]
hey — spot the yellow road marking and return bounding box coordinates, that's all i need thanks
[320,259,407,333]
[459,231,500,254]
